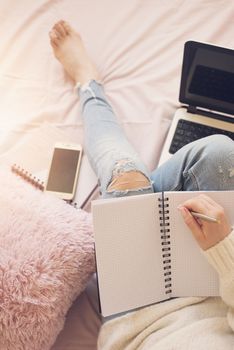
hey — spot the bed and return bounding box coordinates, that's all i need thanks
[0,0,233,349]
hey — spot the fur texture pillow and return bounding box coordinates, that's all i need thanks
[0,166,95,350]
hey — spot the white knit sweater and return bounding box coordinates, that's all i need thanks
[98,230,234,350]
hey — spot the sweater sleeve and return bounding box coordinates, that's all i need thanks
[203,229,234,332]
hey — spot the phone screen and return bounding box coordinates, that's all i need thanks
[46,148,81,193]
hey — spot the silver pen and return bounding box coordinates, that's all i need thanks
[190,211,220,224]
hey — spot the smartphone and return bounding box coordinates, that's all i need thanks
[45,143,82,201]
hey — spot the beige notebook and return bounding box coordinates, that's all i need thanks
[92,191,234,317]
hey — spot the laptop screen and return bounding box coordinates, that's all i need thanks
[179,41,234,116]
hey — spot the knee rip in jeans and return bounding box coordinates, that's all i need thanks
[107,159,152,192]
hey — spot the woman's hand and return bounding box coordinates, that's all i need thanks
[178,194,232,250]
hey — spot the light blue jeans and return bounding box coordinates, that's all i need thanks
[79,80,234,196]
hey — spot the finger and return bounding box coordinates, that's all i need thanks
[199,194,223,210]
[181,197,210,214]
[178,206,205,244]
[195,195,226,223]
[181,194,220,214]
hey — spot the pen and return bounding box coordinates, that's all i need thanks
[190,211,220,224]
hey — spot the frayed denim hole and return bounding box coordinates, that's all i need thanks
[104,186,153,199]
[111,159,138,177]
[106,171,152,193]
[106,184,153,195]
[100,158,152,195]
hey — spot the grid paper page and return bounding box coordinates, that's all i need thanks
[166,191,234,297]
[92,193,166,317]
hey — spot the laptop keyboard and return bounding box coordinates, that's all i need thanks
[169,119,234,154]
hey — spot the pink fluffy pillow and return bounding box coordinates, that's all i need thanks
[0,166,95,350]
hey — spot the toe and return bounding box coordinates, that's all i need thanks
[53,23,63,39]
[50,38,58,47]
[54,21,67,38]
[62,21,72,34]
[49,30,60,46]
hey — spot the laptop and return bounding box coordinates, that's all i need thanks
[159,40,234,166]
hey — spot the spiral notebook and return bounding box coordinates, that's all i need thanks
[0,124,98,210]
[10,156,98,210]
[92,190,233,317]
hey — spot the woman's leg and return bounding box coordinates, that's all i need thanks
[49,21,153,199]
[151,134,234,192]
[79,80,153,198]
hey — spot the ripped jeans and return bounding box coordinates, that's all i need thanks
[79,80,234,197]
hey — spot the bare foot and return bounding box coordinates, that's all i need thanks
[49,20,99,85]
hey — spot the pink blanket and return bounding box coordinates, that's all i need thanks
[0,1,233,348]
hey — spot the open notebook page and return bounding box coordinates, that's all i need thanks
[92,193,166,317]
[167,191,234,297]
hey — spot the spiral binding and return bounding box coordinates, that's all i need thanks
[11,164,44,191]
[158,194,172,296]
[11,163,99,210]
